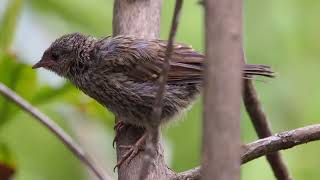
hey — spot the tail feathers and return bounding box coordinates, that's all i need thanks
[243,64,275,78]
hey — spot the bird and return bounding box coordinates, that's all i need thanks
[32,32,274,168]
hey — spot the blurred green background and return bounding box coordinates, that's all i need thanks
[0,0,319,179]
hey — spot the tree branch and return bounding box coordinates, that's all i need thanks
[242,52,291,179]
[0,83,110,180]
[139,0,184,179]
[175,124,320,180]
[151,0,183,128]
[112,1,177,180]
[202,0,243,179]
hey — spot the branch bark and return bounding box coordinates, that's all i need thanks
[242,52,291,179]
[176,124,320,180]
[140,0,183,179]
[112,1,176,180]
[243,79,291,180]
[0,83,110,180]
[202,0,243,179]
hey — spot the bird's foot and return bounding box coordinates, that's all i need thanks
[113,121,128,148]
[113,132,148,171]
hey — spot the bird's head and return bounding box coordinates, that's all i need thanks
[32,33,94,77]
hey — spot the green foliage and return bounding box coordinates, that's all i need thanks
[0,0,22,49]
[28,0,113,36]
[0,52,37,128]
[0,142,16,180]
[0,0,319,179]
[0,142,15,168]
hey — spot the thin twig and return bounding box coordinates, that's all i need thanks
[175,124,320,180]
[0,83,110,180]
[243,79,291,180]
[242,52,291,179]
[139,0,184,179]
[151,0,183,127]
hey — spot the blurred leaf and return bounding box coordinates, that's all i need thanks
[28,0,113,36]
[0,141,16,180]
[0,53,21,127]
[0,52,37,128]
[14,65,37,100]
[85,100,114,127]
[0,53,20,84]
[0,142,15,168]
[0,112,86,180]
[0,0,23,49]
[31,83,72,105]
[0,163,15,180]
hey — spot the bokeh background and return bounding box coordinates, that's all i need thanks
[0,0,319,179]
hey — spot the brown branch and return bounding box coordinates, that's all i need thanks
[174,167,201,180]
[139,0,184,179]
[151,0,183,128]
[175,124,320,180]
[112,1,177,180]
[202,0,243,179]
[242,52,291,179]
[0,83,110,180]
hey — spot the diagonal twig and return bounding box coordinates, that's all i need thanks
[139,0,184,179]
[0,83,110,180]
[242,52,291,180]
[175,124,320,180]
[151,0,183,128]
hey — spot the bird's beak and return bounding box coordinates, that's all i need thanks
[32,59,54,69]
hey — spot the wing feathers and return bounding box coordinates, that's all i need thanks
[98,36,274,84]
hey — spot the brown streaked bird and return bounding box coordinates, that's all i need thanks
[33,33,274,168]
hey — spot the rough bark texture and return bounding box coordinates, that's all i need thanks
[113,0,161,39]
[202,0,242,180]
[112,1,175,180]
[176,124,320,180]
[243,78,291,180]
[241,124,320,163]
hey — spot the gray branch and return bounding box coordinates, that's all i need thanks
[175,124,320,180]
[139,0,184,179]
[112,1,176,180]
[242,49,291,179]
[0,83,110,180]
[202,0,243,179]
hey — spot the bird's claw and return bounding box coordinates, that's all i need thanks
[113,133,147,172]
[113,121,127,148]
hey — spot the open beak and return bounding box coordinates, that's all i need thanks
[32,59,54,69]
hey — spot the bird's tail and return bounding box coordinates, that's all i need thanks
[243,64,275,79]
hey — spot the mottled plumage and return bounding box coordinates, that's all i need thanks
[33,33,274,127]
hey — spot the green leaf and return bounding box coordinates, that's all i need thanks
[31,83,72,105]
[0,0,23,49]
[14,64,37,100]
[0,141,16,180]
[0,53,20,123]
[28,0,113,36]
[0,52,37,128]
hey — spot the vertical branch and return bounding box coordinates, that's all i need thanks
[113,0,162,39]
[140,0,184,179]
[243,77,291,180]
[150,0,183,128]
[202,0,242,180]
[113,1,176,180]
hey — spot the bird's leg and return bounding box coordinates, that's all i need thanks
[113,132,148,171]
[113,120,128,148]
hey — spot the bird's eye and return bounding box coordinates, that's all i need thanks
[51,52,59,61]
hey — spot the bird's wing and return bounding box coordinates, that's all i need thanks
[95,36,204,84]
